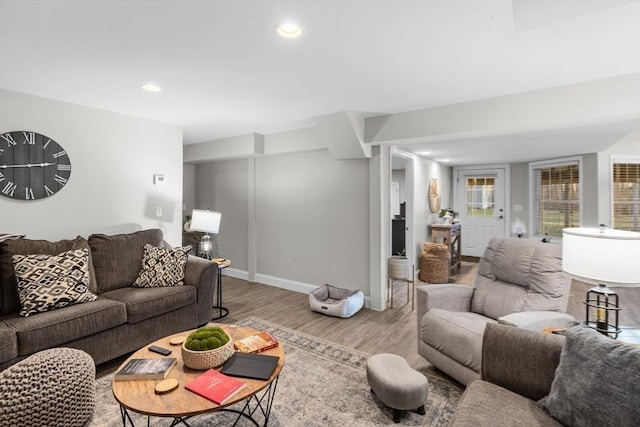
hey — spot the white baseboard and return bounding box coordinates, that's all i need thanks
[221,268,371,309]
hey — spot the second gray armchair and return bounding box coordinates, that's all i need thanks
[416,237,574,386]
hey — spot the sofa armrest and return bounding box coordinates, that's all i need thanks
[481,323,565,401]
[416,284,474,337]
[184,255,217,326]
[498,311,576,332]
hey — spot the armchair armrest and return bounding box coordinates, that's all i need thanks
[482,323,565,401]
[498,311,576,332]
[184,255,218,326]
[416,284,474,335]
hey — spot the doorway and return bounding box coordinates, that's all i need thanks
[391,151,414,262]
[454,166,509,257]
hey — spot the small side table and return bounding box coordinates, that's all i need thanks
[211,258,231,320]
[430,223,461,274]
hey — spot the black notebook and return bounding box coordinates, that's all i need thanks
[220,352,279,381]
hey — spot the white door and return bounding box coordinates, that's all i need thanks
[455,167,508,257]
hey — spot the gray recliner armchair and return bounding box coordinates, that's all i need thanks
[416,237,574,386]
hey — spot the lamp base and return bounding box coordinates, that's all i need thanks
[197,234,213,260]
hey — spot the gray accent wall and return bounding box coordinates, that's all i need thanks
[189,149,371,297]
[195,159,250,271]
[255,150,370,292]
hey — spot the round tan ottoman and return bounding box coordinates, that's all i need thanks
[366,353,428,423]
[419,242,450,283]
[0,347,95,426]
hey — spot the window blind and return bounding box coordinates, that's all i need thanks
[613,162,640,232]
[532,162,580,238]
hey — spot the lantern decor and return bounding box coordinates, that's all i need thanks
[563,227,640,339]
[584,284,620,338]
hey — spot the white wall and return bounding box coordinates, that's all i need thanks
[412,156,452,264]
[0,89,184,245]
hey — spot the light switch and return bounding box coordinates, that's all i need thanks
[155,207,163,217]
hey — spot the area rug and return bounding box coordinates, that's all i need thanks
[90,317,462,426]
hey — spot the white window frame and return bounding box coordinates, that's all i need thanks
[529,156,583,240]
[610,155,640,231]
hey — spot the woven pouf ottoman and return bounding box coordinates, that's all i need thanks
[366,353,428,423]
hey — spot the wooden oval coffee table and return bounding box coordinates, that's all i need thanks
[112,324,285,426]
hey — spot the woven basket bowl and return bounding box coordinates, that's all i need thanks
[181,338,235,370]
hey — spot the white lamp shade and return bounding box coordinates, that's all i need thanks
[189,209,221,234]
[562,227,640,286]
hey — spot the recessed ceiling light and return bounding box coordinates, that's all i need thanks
[141,83,162,92]
[440,158,451,163]
[276,22,302,38]
[417,151,432,156]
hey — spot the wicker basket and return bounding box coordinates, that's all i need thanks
[181,338,235,370]
[419,242,450,284]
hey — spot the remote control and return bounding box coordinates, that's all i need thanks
[148,345,172,356]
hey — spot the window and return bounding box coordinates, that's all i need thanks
[465,176,495,218]
[612,159,640,232]
[530,158,581,238]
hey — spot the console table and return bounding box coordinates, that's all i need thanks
[430,223,461,274]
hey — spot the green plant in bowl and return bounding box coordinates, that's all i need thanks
[184,326,230,351]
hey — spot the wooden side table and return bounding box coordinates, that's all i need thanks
[430,223,461,274]
[212,258,230,320]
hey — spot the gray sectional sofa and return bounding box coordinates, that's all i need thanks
[0,229,216,370]
[452,323,640,426]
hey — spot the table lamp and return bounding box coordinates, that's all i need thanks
[562,227,640,338]
[188,209,221,259]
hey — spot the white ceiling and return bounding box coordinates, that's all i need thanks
[1,0,639,165]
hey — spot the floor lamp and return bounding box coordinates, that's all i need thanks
[563,227,640,338]
[189,209,221,260]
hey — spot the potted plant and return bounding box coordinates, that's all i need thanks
[388,249,410,280]
[181,326,235,369]
[438,208,458,224]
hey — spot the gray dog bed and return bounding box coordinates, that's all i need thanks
[309,284,364,318]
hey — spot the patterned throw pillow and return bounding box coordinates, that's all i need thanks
[132,244,189,288]
[12,249,97,317]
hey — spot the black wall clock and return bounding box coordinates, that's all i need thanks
[0,131,72,200]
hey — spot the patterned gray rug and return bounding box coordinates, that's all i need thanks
[90,317,462,426]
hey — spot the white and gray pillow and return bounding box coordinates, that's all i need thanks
[12,248,97,317]
[132,244,190,288]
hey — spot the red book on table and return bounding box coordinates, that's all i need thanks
[185,369,247,405]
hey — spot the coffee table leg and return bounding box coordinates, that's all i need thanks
[217,374,279,427]
[119,405,137,426]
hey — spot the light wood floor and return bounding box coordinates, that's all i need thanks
[96,262,477,379]
[221,261,478,381]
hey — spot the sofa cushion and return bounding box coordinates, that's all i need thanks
[452,380,563,427]
[538,325,640,427]
[100,285,196,325]
[88,229,163,293]
[13,249,97,317]
[0,323,18,363]
[132,244,189,288]
[0,236,98,315]
[471,238,566,319]
[2,297,126,355]
[420,308,495,374]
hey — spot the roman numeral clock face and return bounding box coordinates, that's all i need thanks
[0,131,72,200]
